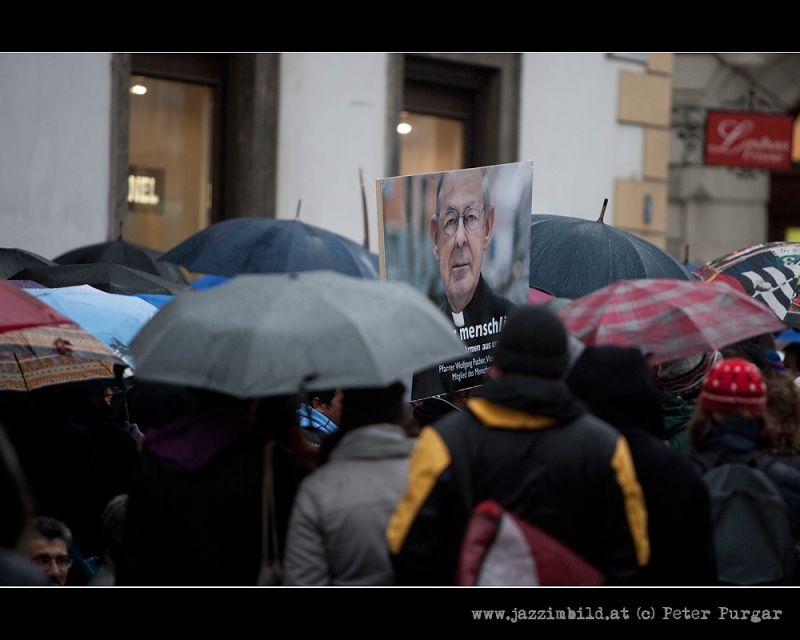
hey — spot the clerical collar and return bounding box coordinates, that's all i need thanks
[452,310,465,327]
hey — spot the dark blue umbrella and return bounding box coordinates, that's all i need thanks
[158,218,379,279]
[529,213,692,300]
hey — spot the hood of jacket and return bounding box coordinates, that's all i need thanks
[472,374,585,425]
[329,423,415,462]
[566,345,666,439]
[144,406,258,472]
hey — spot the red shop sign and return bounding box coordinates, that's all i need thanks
[705,111,793,170]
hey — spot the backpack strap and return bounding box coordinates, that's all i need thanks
[693,450,723,473]
[695,449,776,473]
[747,450,777,473]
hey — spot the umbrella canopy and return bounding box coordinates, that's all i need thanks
[131,271,466,398]
[0,323,127,364]
[0,352,115,392]
[529,214,692,299]
[0,278,71,333]
[13,263,193,296]
[158,218,379,279]
[24,285,158,364]
[0,248,56,279]
[0,280,125,390]
[555,279,786,365]
[54,237,188,284]
[693,242,800,330]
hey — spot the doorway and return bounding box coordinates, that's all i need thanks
[127,74,215,252]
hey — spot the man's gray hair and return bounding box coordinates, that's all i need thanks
[34,516,72,546]
[435,167,492,228]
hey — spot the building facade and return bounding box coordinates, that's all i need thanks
[4,52,793,268]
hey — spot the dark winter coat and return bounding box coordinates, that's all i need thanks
[118,406,307,585]
[388,374,649,585]
[567,346,716,585]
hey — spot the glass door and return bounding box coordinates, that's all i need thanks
[126,75,214,252]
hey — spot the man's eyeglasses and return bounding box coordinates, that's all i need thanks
[32,554,73,570]
[439,206,484,237]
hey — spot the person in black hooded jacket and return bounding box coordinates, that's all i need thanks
[567,345,716,586]
[388,307,649,585]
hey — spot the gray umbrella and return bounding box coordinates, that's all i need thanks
[130,271,466,398]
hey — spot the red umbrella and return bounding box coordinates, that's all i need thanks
[555,279,786,365]
[0,278,71,332]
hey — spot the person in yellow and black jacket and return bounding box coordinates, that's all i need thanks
[386,305,650,585]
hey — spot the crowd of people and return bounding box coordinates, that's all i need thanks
[3,296,800,587]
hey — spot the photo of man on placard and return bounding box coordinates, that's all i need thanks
[379,162,532,400]
[431,167,515,331]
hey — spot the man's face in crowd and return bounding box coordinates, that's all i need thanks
[315,389,344,427]
[430,170,494,314]
[28,536,70,586]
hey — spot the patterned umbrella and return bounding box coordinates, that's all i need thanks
[694,242,800,330]
[0,279,124,390]
[0,352,115,392]
[556,279,786,365]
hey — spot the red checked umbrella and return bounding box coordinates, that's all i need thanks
[555,279,787,365]
[693,242,800,330]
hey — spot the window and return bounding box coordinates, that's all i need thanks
[390,53,520,177]
[109,53,279,248]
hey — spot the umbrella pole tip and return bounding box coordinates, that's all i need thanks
[295,200,302,221]
[598,198,608,223]
[118,221,124,240]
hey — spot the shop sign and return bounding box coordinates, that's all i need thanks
[128,166,165,214]
[705,111,793,170]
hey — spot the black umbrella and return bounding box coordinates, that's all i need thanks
[0,248,56,279]
[12,263,193,296]
[158,218,379,279]
[54,237,188,285]
[529,210,692,300]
